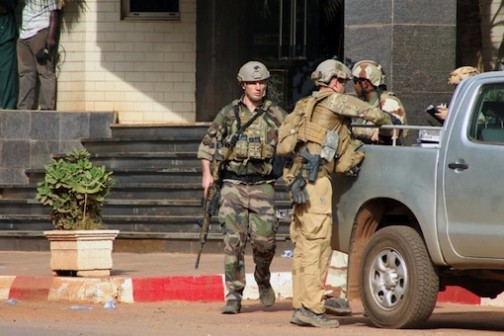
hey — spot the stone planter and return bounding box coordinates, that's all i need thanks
[44,230,119,277]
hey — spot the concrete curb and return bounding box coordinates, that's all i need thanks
[1,272,501,307]
[0,272,293,304]
[0,250,501,306]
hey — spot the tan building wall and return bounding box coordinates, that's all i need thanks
[56,0,196,124]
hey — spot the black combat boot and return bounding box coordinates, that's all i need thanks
[296,306,340,328]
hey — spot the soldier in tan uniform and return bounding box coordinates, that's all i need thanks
[286,59,392,328]
[435,66,480,121]
[197,61,286,314]
[351,60,407,145]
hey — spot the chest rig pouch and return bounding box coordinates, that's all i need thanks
[226,105,275,161]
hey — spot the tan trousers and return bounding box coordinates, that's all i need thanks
[17,29,57,110]
[290,176,332,314]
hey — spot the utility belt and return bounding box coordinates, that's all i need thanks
[222,171,273,184]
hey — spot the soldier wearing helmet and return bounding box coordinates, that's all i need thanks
[197,61,286,315]
[434,66,480,121]
[236,60,271,82]
[351,60,407,145]
[448,66,480,85]
[286,59,392,328]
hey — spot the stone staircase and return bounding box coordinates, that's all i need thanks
[0,124,292,253]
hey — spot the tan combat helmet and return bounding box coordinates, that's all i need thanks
[448,66,479,85]
[351,60,386,87]
[311,59,352,87]
[237,61,270,82]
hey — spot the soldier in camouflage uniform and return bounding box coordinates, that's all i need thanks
[287,59,392,328]
[351,60,407,145]
[197,61,286,314]
[434,66,480,121]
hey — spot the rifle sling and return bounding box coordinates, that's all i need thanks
[225,104,266,159]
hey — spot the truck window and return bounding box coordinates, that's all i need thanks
[470,84,504,143]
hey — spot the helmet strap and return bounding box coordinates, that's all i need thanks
[358,79,376,98]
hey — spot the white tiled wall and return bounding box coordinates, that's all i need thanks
[56,0,196,124]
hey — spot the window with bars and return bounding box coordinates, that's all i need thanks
[122,0,180,20]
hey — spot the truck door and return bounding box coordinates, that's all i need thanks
[442,82,504,259]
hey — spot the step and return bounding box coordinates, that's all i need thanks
[102,199,202,216]
[102,198,292,216]
[0,210,292,234]
[0,199,49,215]
[0,230,293,253]
[0,214,52,231]
[81,138,201,154]
[52,152,200,170]
[1,181,290,202]
[0,184,38,199]
[109,123,209,139]
[90,152,200,169]
[25,167,203,185]
[108,183,203,199]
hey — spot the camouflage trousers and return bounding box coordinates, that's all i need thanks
[219,180,278,302]
[290,176,332,314]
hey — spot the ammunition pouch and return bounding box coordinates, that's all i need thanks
[222,134,274,161]
[335,139,365,175]
[320,129,339,162]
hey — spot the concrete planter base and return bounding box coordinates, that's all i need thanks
[44,230,119,277]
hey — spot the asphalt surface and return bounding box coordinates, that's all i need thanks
[0,251,292,277]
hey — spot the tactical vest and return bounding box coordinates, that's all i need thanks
[316,97,365,175]
[219,101,281,176]
[284,93,365,183]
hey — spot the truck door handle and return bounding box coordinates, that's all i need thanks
[448,162,469,170]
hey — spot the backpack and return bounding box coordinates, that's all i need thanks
[276,91,332,157]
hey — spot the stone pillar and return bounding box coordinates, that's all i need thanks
[480,0,504,70]
[344,0,457,128]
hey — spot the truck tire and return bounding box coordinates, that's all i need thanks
[360,225,439,329]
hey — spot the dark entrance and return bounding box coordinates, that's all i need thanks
[196,0,344,121]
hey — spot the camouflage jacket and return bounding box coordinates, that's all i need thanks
[352,90,408,142]
[197,98,286,176]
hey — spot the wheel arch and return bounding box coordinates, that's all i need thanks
[346,198,424,300]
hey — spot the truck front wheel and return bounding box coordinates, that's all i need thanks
[360,225,439,328]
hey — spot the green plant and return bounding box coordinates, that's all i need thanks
[36,148,113,230]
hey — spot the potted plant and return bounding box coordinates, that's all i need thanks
[36,148,119,277]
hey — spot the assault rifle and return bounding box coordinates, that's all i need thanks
[194,162,221,269]
[194,106,266,269]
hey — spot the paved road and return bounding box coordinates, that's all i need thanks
[1,299,504,336]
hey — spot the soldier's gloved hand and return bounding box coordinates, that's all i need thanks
[345,166,360,177]
[288,175,309,204]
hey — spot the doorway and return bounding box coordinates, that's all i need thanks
[196,0,344,121]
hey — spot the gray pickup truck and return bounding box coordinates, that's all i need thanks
[331,71,504,328]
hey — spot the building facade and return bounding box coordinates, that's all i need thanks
[28,0,504,124]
